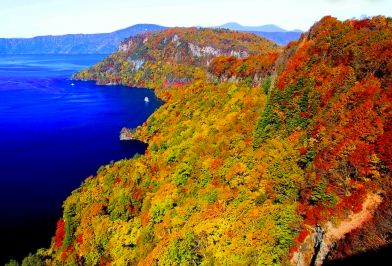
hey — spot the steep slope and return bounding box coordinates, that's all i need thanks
[17,16,391,265]
[261,15,392,265]
[0,24,166,54]
[73,27,279,89]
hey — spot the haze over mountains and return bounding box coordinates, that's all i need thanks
[0,23,301,55]
[218,22,302,32]
[217,23,302,46]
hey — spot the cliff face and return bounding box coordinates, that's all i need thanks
[19,17,391,265]
[292,193,383,265]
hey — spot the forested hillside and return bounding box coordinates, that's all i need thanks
[74,27,279,89]
[16,16,391,266]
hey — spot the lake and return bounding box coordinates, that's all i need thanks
[0,54,162,264]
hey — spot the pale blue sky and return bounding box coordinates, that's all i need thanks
[1,0,391,38]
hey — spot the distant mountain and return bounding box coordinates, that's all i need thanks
[217,23,302,45]
[0,22,301,54]
[219,22,288,32]
[251,31,302,45]
[0,24,166,54]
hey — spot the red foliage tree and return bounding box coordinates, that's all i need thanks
[54,219,65,248]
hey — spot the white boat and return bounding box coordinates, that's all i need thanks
[144,96,150,103]
[71,83,75,86]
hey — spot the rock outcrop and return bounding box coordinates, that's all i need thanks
[119,127,134,140]
[292,193,383,266]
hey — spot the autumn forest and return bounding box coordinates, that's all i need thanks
[11,16,392,266]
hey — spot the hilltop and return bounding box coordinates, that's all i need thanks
[16,16,391,265]
[73,27,280,89]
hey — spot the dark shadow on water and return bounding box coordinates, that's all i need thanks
[119,139,148,152]
[0,140,148,265]
[1,216,59,265]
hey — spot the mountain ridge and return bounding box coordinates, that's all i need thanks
[216,23,302,45]
[0,23,301,55]
[218,22,290,32]
[0,24,167,54]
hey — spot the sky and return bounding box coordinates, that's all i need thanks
[0,0,391,38]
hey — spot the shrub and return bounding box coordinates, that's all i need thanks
[21,253,43,266]
[5,260,19,266]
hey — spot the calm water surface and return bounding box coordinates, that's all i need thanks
[0,55,162,263]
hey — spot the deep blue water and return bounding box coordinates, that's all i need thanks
[0,55,162,264]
